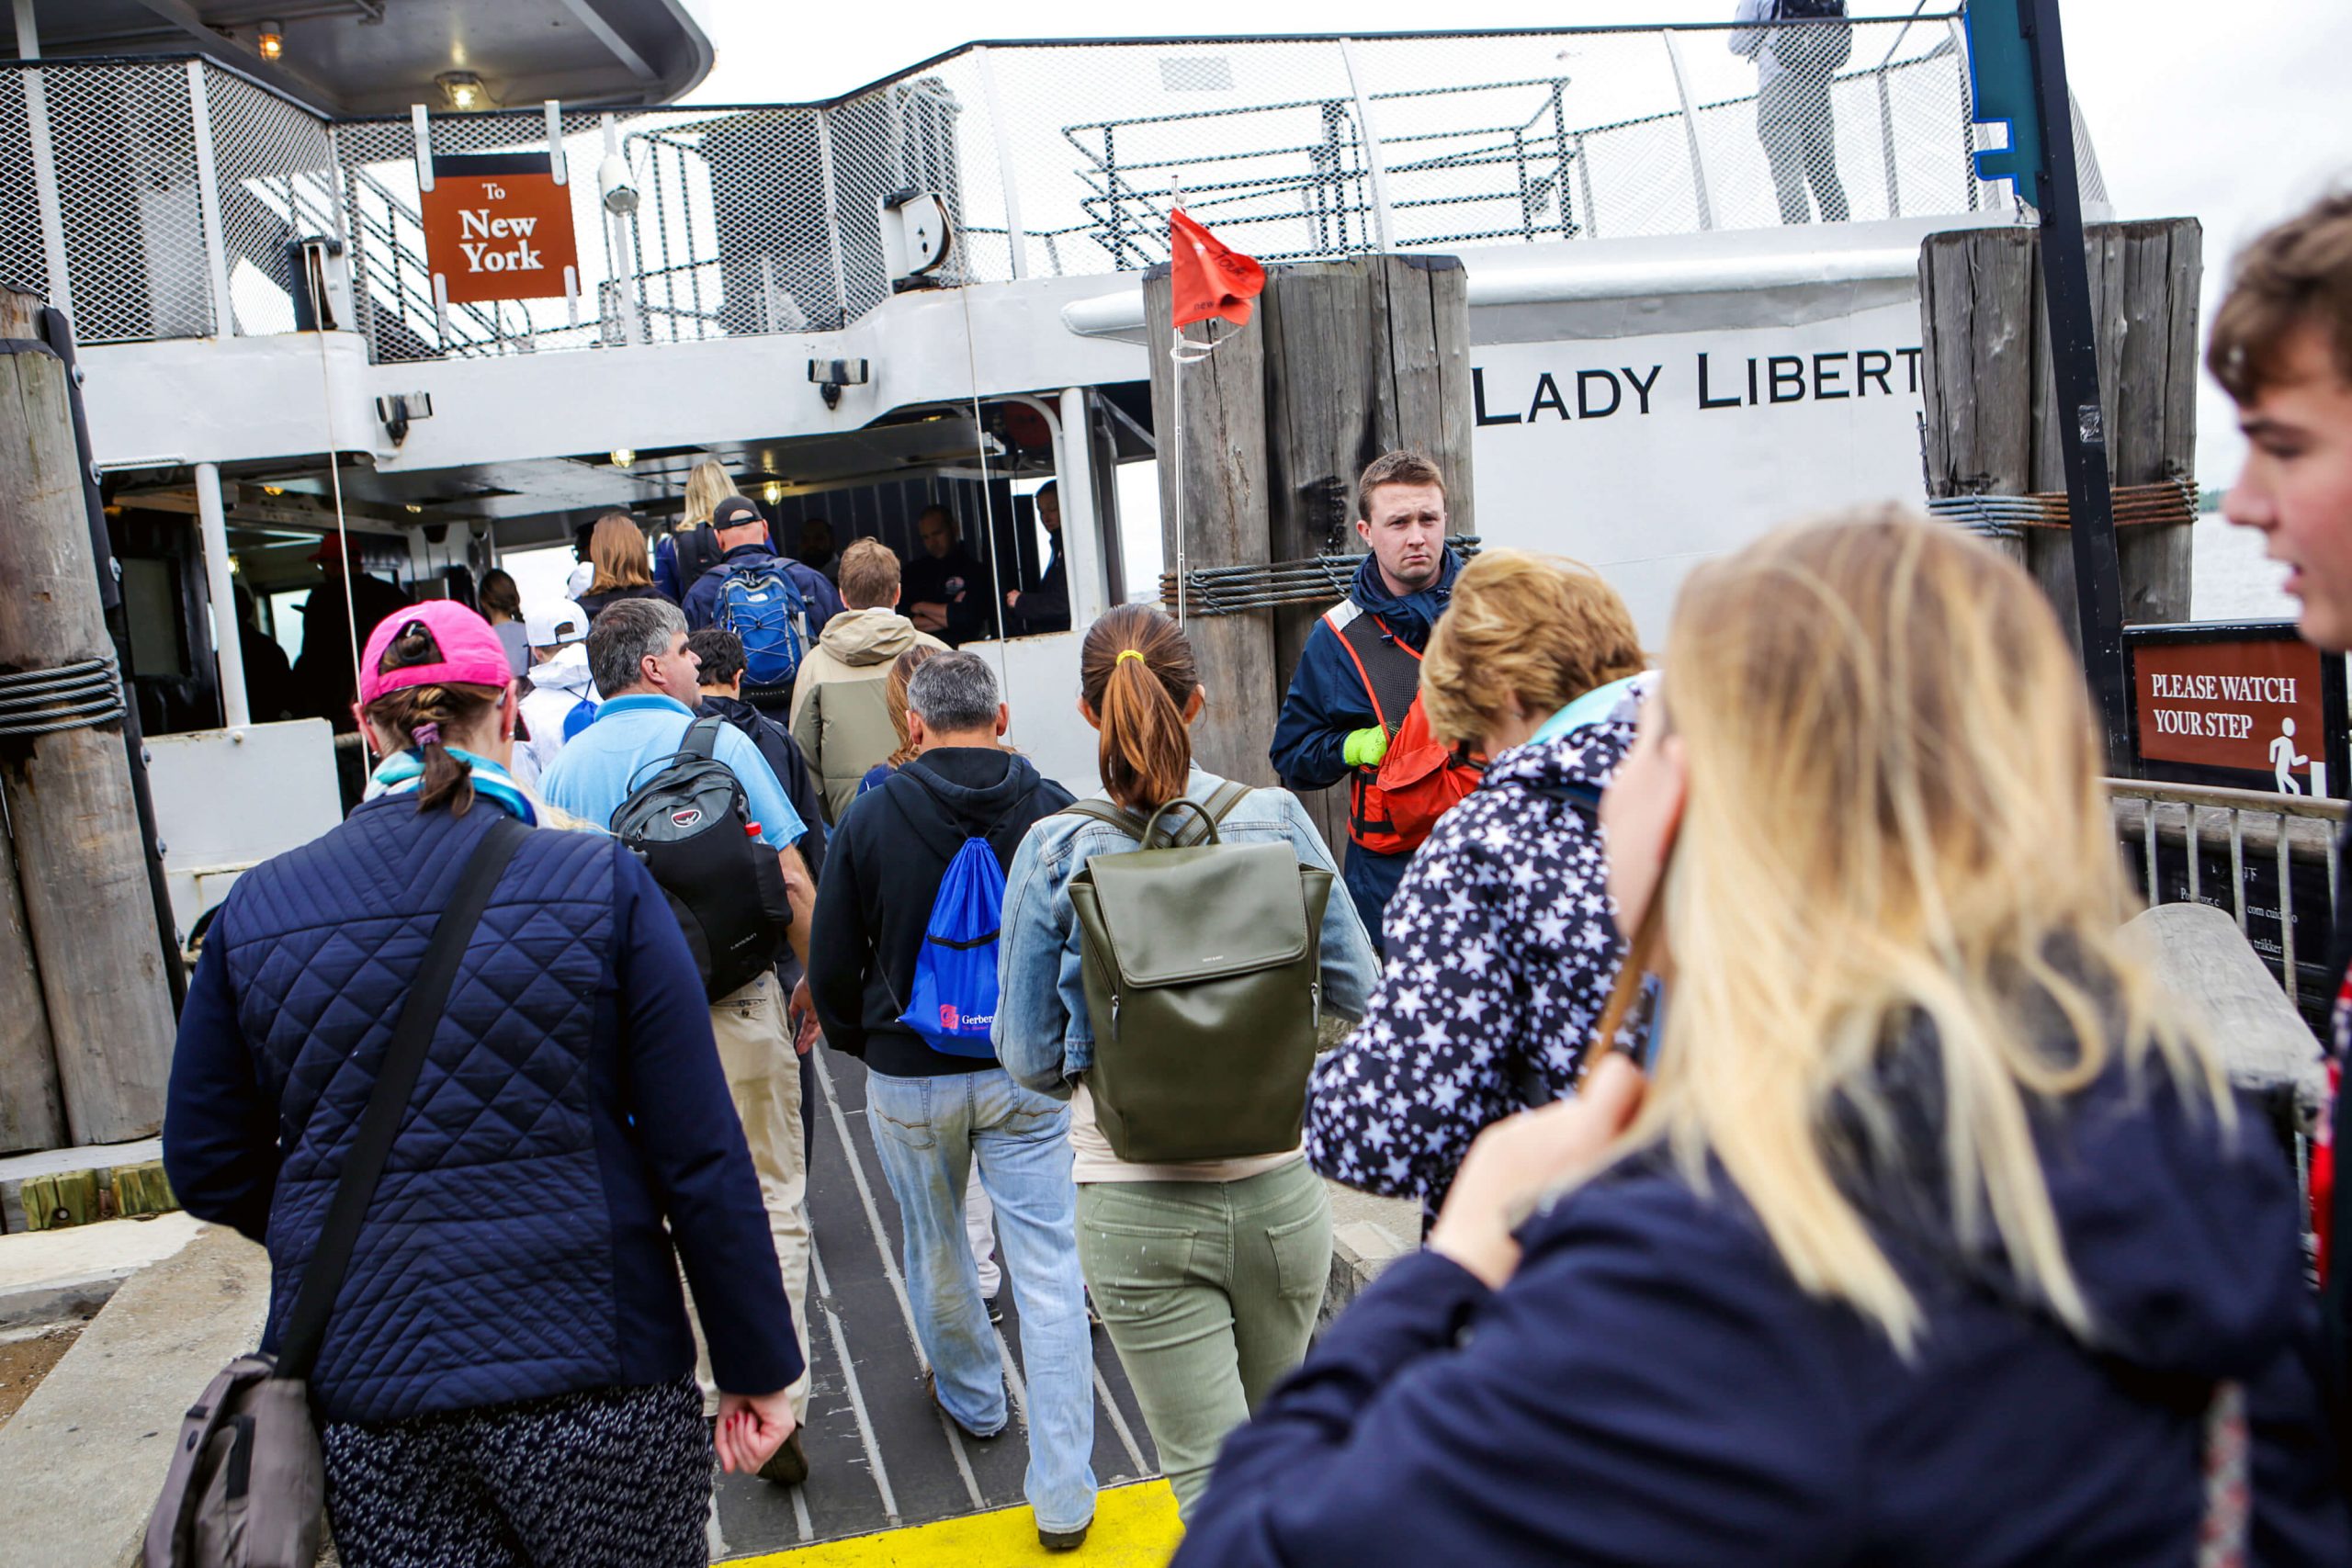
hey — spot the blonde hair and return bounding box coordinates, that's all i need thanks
[586,513,653,592]
[682,459,739,529]
[1420,549,1645,749]
[1593,509,2224,1353]
[882,642,943,770]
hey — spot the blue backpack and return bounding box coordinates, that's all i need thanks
[560,695,598,741]
[899,834,1007,1059]
[718,560,809,692]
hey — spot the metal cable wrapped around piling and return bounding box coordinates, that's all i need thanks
[1928,479,2199,539]
[0,657,126,738]
[1161,536,1486,616]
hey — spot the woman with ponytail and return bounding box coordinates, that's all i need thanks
[165,600,802,1564]
[995,604,1377,1524]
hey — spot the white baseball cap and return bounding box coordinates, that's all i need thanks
[525,598,590,649]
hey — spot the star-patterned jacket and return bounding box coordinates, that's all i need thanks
[1305,719,1633,1220]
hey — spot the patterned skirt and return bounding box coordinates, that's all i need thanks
[321,1375,710,1568]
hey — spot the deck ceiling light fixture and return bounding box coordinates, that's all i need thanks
[436,72,486,111]
[763,480,783,503]
[610,447,636,469]
[257,21,286,62]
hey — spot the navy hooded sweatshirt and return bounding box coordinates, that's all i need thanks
[1269,547,1463,942]
[1178,1043,2349,1567]
[809,747,1073,1078]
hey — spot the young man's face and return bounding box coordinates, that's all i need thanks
[1355,481,1448,595]
[919,513,954,558]
[2226,323,2352,650]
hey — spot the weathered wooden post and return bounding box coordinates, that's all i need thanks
[1260,254,1476,855]
[1918,220,2201,638]
[0,285,175,1144]
[2030,220,2201,637]
[1145,265,1278,786]
[0,827,65,1155]
[1918,227,2040,568]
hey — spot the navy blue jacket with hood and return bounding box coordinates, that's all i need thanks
[1179,1046,2349,1567]
[1269,547,1463,936]
[164,793,803,1424]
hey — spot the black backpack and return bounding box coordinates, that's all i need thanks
[1772,0,1852,72]
[610,716,794,1001]
[673,523,726,588]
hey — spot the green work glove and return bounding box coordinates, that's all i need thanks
[1343,726,1390,768]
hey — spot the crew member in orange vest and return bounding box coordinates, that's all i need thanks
[1270,451,1483,953]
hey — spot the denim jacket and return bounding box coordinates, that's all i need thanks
[993,766,1379,1099]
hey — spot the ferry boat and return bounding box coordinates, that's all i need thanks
[0,1,2109,1558]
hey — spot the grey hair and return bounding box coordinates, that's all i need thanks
[906,650,1000,734]
[587,596,688,695]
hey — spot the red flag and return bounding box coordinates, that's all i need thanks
[1170,209,1266,331]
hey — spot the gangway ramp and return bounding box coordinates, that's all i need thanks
[713,1049,1175,1562]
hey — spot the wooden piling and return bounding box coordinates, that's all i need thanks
[0,285,175,1145]
[1918,220,2201,637]
[1145,266,1279,786]
[0,827,64,1156]
[1260,254,1476,854]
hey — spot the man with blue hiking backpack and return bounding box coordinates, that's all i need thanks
[806,651,1099,1552]
[684,495,844,710]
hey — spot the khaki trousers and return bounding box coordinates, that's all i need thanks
[693,972,812,1418]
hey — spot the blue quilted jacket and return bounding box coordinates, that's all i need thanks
[164,795,802,1424]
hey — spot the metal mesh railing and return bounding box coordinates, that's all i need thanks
[27,60,212,343]
[204,65,342,336]
[0,72,46,299]
[2,20,2070,361]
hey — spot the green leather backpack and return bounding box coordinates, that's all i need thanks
[1062,782,1335,1164]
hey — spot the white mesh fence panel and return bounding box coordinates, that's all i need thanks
[204,66,339,336]
[0,72,45,300]
[39,62,211,343]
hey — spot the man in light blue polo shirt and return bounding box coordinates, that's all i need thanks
[539,595,821,1487]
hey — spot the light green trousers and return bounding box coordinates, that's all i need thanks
[1077,1158,1332,1520]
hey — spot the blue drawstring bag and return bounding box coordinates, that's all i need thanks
[899,836,1005,1058]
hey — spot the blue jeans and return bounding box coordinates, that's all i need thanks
[865,1067,1098,1533]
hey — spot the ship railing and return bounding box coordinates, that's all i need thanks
[2108,778,2345,1019]
[0,17,2068,365]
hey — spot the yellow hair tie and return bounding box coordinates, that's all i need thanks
[1116,649,1147,667]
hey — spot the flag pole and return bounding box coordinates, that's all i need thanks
[1170,188,1187,631]
[1172,331,1186,628]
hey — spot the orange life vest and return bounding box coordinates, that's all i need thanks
[1324,603,1484,856]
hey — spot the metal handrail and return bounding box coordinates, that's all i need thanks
[2108,778,2344,1011]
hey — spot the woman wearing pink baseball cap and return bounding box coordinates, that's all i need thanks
[164,599,804,1564]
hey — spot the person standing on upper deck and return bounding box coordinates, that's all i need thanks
[1731,0,1851,226]
[1269,450,1481,951]
[2212,189,2352,1488]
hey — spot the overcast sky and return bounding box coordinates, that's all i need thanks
[686,0,2352,494]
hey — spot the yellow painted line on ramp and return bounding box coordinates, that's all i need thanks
[722,1479,1182,1568]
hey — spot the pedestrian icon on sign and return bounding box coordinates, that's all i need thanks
[2271,717,2310,795]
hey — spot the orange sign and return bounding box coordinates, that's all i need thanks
[420,152,578,305]
[2133,637,2325,785]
